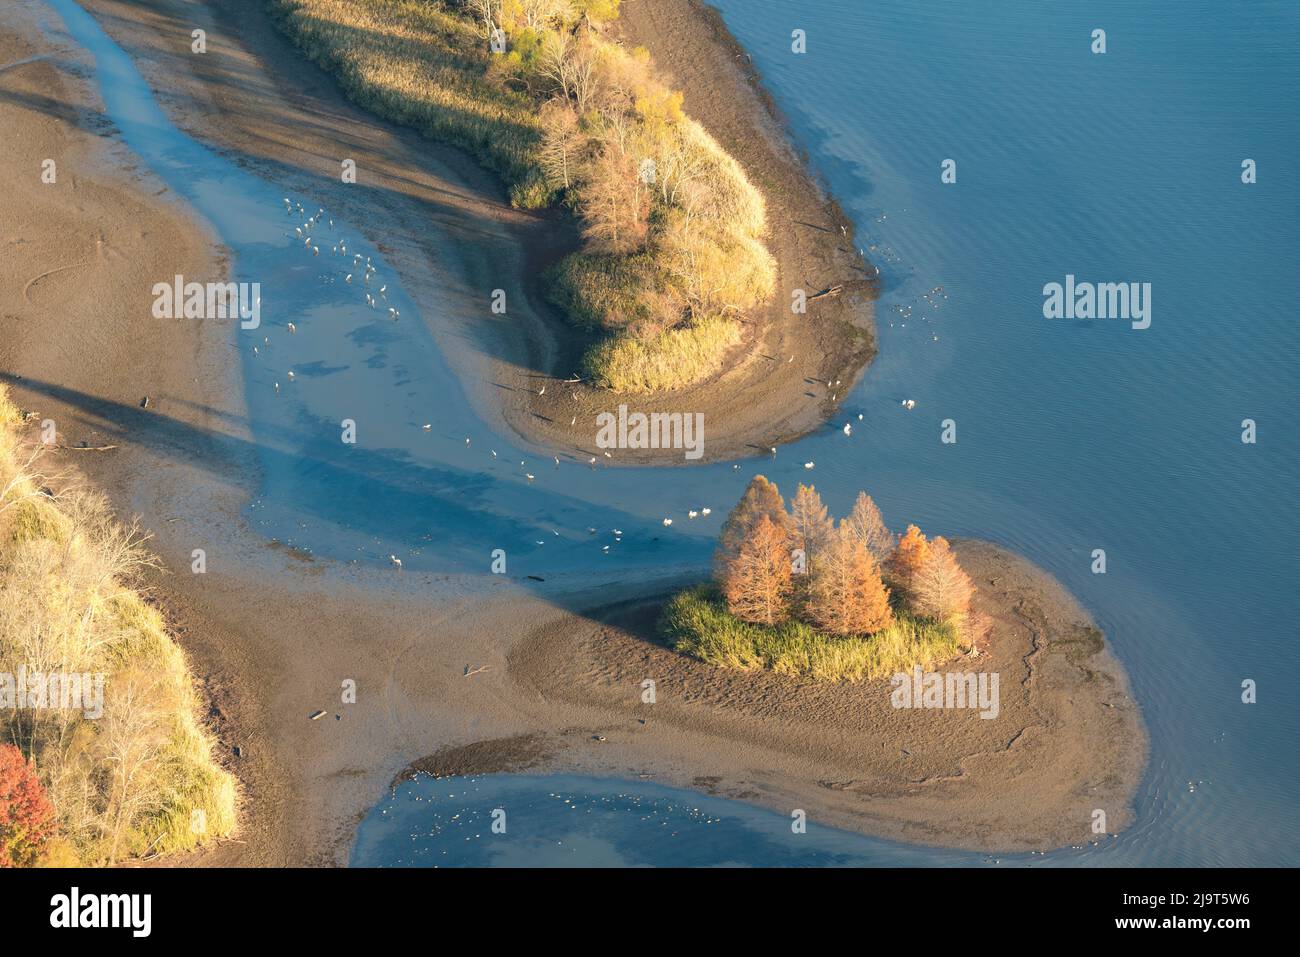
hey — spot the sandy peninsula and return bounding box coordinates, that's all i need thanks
[0,0,1145,866]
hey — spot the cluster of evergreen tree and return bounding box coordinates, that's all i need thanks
[715,476,975,636]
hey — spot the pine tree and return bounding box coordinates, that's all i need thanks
[805,525,894,636]
[887,523,930,601]
[913,536,975,622]
[845,491,893,561]
[715,475,790,577]
[721,514,793,625]
[789,483,834,561]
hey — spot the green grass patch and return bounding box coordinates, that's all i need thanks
[661,585,964,683]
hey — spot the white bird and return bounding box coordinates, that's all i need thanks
[312,246,319,256]
[389,307,398,319]
[389,555,402,568]
[701,508,711,516]
[525,473,535,482]
[379,285,387,296]
[804,461,815,469]
[294,227,302,237]
[422,423,432,431]
[569,415,577,427]
[843,423,852,436]
[345,274,353,284]
[553,456,560,467]
[858,413,864,420]
[612,529,623,536]
[603,451,611,458]
[490,449,497,458]
[662,518,673,526]
[902,399,916,410]
[588,456,597,466]
[465,437,471,446]
[274,382,280,393]
[287,370,295,381]
[287,322,297,334]
[688,510,698,519]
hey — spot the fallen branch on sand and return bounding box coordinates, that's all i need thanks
[53,444,119,452]
[808,284,843,302]
[463,665,490,677]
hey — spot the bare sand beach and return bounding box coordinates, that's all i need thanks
[0,0,1146,866]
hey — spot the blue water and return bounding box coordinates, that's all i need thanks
[39,0,1299,866]
[352,773,1103,867]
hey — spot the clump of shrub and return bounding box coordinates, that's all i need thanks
[662,476,978,682]
[0,388,237,865]
[270,0,776,391]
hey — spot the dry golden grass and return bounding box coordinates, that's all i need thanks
[270,0,776,392]
[0,388,237,865]
[584,315,741,393]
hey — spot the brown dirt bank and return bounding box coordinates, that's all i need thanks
[486,540,1148,853]
[515,0,880,465]
[72,0,873,468]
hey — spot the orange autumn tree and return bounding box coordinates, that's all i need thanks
[789,483,834,564]
[805,525,894,636]
[887,524,930,600]
[913,535,974,623]
[0,745,56,868]
[715,475,790,576]
[845,491,893,562]
[721,513,793,625]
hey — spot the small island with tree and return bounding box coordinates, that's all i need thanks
[663,476,984,682]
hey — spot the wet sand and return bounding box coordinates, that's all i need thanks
[0,0,1145,864]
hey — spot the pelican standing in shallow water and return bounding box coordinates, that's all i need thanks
[389,555,402,568]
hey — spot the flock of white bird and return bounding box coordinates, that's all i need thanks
[275,196,924,569]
